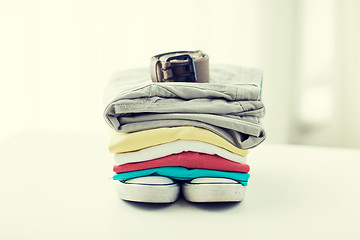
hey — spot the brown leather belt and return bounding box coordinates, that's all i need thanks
[150,50,209,83]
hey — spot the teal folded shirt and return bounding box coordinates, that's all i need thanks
[113,167,250,186]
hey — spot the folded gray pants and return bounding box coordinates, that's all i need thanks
[103,64,266,149]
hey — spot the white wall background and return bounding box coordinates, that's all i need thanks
[1,0,359,148]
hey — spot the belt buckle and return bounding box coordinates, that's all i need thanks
[163,54,197,82]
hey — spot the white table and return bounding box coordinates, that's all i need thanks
[1,132,360,240]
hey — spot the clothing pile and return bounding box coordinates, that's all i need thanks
[103,59,265,203]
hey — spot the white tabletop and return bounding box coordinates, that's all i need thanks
[1,132,360,240]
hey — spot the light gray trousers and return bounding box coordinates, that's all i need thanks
[103,64,266,149]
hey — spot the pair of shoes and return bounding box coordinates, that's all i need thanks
[114,176,246,203]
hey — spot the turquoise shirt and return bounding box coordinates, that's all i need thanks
[113,167,250,186]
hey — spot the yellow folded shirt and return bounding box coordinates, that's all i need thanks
[108,126,248,157]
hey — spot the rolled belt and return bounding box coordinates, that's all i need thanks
[150,50,209,83]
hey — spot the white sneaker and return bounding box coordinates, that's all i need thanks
[114,176,180,203]
[182,177,246,203]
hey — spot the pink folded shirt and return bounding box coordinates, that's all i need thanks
[113,151,250,173]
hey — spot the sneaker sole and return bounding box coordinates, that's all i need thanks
[114,180,180,203]
[182,183,246,202]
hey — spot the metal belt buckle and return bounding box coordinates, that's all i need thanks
[163,54,197,82]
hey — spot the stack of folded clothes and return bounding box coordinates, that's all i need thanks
[103,64,265,203]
